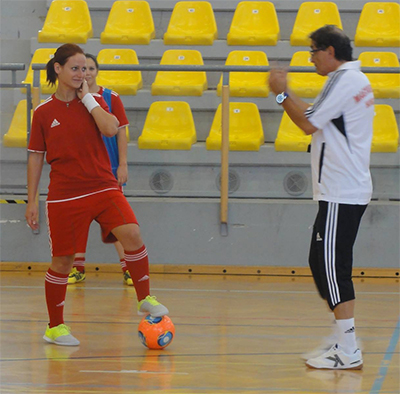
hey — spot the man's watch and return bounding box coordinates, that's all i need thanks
[276,92,288,105]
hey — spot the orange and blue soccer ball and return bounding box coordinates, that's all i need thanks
[138,315,175,349]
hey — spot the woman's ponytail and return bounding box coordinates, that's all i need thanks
[46,57,57,86]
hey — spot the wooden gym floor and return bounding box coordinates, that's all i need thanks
[0,271,399,394]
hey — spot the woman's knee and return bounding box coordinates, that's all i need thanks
[128,225,143,247]
[130,223,141,238]
[51,255,74,274]
[123,223,142,241]
[113,224,143,249]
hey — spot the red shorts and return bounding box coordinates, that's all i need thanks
[46,189,138,257]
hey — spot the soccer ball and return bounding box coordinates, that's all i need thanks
[138,315,175,349]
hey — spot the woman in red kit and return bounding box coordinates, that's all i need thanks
[25,43,168,346]
[68,53,133,287]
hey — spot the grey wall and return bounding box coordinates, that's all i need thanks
[1,198,399,268]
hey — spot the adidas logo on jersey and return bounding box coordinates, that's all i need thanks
[51,119,60,128]
[316,232,323,241]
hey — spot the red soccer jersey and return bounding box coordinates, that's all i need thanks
[28,94,119,201]
[98,87,129,128]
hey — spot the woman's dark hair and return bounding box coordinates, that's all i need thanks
[46,43,85,85]
[309,25,353,61]
[85,53,99,70]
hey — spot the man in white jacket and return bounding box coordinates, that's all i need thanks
[269,25,374,370]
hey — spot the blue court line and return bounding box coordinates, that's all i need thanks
[370,315,400,394]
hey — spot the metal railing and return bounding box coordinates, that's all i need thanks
[30,63,400,73]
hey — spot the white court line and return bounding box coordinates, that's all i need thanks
[1,285,399,295]
[80,369,188,375]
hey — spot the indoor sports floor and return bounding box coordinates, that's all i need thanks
[0,271,399,394]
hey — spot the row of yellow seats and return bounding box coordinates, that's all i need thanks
[4,101,398,154]
[275,105,399,153]
[38,1,400,47]
[23,48,400,98]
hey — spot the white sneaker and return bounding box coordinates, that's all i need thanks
[301,337,363,360]
[306,344,363,370]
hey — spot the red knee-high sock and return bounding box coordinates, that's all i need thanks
[124,245,150,301]
[120,258,128,273]
[72,257,85,273]
[45,268,68,328]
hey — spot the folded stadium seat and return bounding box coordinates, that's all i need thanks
[206,102,264,151]
[96,49,143,95]
[163,1,218,45]
[275,112,312,152]
[290,2,342,46]
[138,102,197,150]
[227,1,280,46]
[288,51,327,98]
[38,0,93,43]
[151,50,208,96]
[100,1,155,45]
[355,2,400,47]
[3,100,31,148]
[371,104,399,152]
[4,99,48,148]
[358,52,400,98]
[22,48,57,94]
[216,51,269,97]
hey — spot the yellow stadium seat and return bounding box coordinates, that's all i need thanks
[151,50,208,96]
[22,48,57,94]
[290,2,342,46]
[138,102,197,150]
[96,49,143,95]
[355,2,400,47]
[216,51,269,97]
[227,1,280,46]
[38,0,93,43]
[275,112,312,152]
[288,51,327,98]
[358,52,400,98]
[100,1,155,45]
[206,102,264,151]
[371,105,399,152]
[3,100,31,148]
[4,100,47,148]
[164,1,218,45]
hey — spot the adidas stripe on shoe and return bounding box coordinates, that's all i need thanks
[123,270,133,286]
[68,268,85,284]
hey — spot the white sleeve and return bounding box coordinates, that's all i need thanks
[304,72,351,130]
